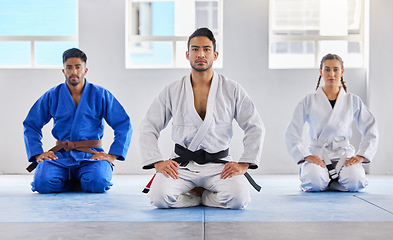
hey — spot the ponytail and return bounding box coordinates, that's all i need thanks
[316,76,321,90]
[341,77,347,92]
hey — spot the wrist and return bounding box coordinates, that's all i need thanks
[239,162,250,169]
[154,161,164,168]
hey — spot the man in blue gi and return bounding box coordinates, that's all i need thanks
[23,48,132,194]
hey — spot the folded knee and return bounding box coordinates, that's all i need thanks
[300,164,329,191]
[300,177,329,191]
[339,165,367,192]
[32,176,64,194]
[79,161,113,193]
[148,187,174,208]
[339,176,367,192]
[218,184,250,209]
[80,175,112,193]
[226,195,250,210]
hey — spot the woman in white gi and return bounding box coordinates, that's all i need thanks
[285,54,378,192]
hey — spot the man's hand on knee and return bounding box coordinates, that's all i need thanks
[36,151,58,162]
[221,162,249,179]
[90,152,117,163]
[154,160,179,179]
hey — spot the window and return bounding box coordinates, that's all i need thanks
[126,0,223,68]
[0,0,78,68]
[269,0,367,69]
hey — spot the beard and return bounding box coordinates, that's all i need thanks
[190,61,213,72]
[67,77,83,87]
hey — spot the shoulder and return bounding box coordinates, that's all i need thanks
[168,78,185,89]
[217,73,239,88]
[216,73,246,99]
[342,91,364,104]
[160,76,187,95]
[346,92,362,101]
[41,83,64,98]
[87,81,108,93]
[300,91,317,104]
[85,81,117,100]
[345,92,367,110]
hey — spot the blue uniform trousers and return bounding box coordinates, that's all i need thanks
[31,160,113,194]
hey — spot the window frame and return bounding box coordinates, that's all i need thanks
[0,0,79,69]
[268,0,367,69]
[125,0,223,69]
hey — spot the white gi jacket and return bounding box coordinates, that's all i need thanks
[285,87,378,165]
[140,72,265,169]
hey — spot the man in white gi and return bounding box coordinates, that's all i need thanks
[139,28,265,209]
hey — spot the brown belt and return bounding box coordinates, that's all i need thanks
[26,140,102,172]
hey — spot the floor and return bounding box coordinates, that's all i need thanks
[0,174,392,240]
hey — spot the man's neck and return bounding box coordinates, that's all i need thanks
[190,69,214,87]
[67,79,85,97]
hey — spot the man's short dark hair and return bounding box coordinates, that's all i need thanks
[62,48,87,64]
[187,28,216,52]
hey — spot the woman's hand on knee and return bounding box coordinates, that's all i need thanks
[305,155,326,168]
[345,155,364,166]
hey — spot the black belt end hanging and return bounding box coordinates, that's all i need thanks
[26,162,38,173]
[244,172,262,192]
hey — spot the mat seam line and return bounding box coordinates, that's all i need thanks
[353,194,393,215]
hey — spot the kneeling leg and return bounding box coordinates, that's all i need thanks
[77,160,113,193]
[202,174,251,209]
[32,160,70,194]
[338,163,367,192]
[148,173,200,208]
[299,162,330,192]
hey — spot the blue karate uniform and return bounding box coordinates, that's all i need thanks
[23,80,132,193]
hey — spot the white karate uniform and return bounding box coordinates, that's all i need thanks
[140,72,265,209]
[285,87,378,191]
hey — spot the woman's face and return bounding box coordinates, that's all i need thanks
[320,59,344,88]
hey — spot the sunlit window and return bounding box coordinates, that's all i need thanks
[126,0,223,68]
[269,0,367,69]
[0,0,78,68]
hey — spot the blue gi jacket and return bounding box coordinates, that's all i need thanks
[23,79,132,166]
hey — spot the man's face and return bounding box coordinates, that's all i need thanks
[62,57,88,87]
[186,36,218,72]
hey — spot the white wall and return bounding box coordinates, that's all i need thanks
[369,0,393,174]
[0,0,389,175]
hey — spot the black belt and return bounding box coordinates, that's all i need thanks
[173,144,261,192]
[173,144,229,165]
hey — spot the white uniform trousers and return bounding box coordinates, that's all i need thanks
[299,161,368,192]
[148,161,251,209]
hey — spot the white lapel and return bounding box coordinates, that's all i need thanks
[187,72,219,151]
[318,87,347,142]
[185,75,203,126]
